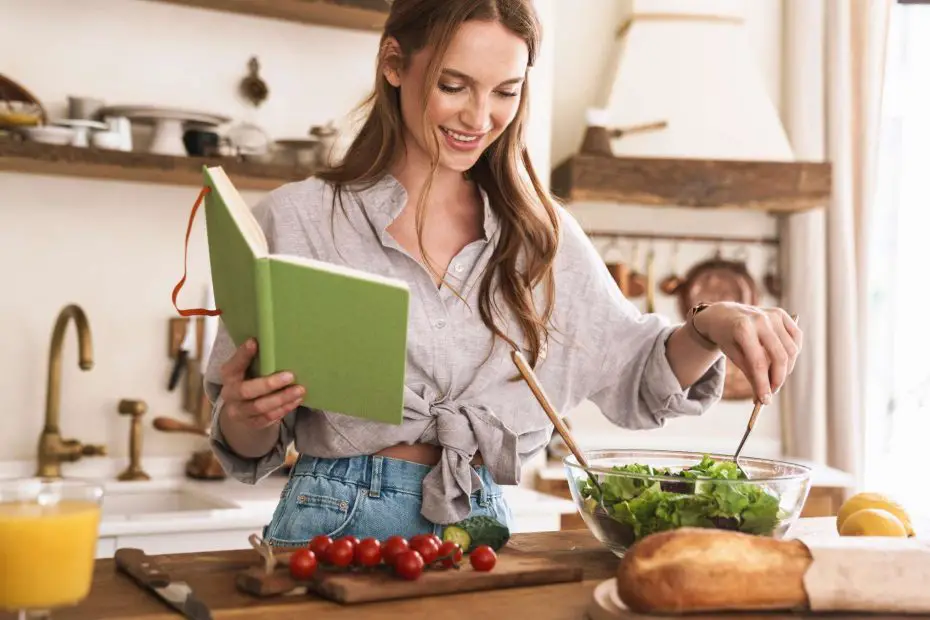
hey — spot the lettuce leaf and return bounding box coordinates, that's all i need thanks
[578,454,784,543]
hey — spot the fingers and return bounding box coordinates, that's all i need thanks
[220,338,257,382]
[757,322,789,394]
[222,385,304,429]
[237,371,296,401]
[732,318,774,405]
[217,338,305,430]
[725,308,803,405]
[781,310,803,353]
[772,311,801,376]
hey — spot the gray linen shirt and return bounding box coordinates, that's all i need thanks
[204,173,726,524]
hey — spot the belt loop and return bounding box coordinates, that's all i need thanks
[478,482,489,508]
[369,455,383,498]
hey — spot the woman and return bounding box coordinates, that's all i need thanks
[204,0,802,546]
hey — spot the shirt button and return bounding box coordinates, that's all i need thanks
[454,263,465,273]
[435,319,447,329]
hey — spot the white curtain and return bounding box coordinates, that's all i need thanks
[780,0,892,488]
[863,5,930,511]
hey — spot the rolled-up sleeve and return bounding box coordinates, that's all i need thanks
[555,209,725,429]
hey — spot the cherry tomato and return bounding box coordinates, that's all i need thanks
[428,533,443,548]
[393,549,424,580]
[341,535,360,547]
[469,545,497,572]
[326,538,355,567]
[354,537,382,567]
[438,541,463,568]
[288,548,318,580]
[409,533,431,548]
[309,535,332,558]
[381,536,409,566]
[410,537,439,564]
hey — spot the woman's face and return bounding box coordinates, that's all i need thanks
[385,20,529,173]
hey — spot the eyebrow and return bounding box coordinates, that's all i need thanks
[441,68,524,87]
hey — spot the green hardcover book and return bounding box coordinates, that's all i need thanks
[201,165,409,426]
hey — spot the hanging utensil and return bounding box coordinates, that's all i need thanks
[626,241,646,298]
[763,249,783,298]
[659,242,683,295]
[732,314,800,478]
[644,245,656,313]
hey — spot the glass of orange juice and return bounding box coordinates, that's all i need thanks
[0,478,103,619]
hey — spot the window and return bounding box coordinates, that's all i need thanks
[865,2,930,511]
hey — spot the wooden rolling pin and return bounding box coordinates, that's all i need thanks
[153,416,208,436]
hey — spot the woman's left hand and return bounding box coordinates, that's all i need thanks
[691,302,803,405]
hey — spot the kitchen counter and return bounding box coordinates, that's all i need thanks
[4,518,926,620]
[3,530,620,620]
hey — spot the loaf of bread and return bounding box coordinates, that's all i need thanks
[616,528,813,614]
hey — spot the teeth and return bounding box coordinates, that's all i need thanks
[442,127,479,142]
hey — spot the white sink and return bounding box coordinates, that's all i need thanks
[100,479,239,519]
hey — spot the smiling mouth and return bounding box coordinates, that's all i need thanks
[439,126,485,143]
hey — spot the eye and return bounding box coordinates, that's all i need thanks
[495,90,520,98]
[439,83,465,94]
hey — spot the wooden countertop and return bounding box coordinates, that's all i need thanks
[0,531,619,620]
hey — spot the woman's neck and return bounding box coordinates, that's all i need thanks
[390,145,474,215]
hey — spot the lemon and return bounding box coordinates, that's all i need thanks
[839,508,908,537]
[836,492,914,536]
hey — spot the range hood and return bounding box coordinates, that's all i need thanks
[551,0,831,213]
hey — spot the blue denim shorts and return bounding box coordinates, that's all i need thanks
[263,454,513,547]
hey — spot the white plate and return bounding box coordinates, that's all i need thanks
[51,118,107,130]
[95,104,230,127]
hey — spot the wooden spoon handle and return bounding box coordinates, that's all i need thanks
[152,416,208,436]
[511,350,590,469]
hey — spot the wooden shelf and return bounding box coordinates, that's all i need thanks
[0,139,313,191]
[551,153,832,213]
[139,0,390,31]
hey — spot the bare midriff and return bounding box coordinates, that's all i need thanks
[374,443,484,467]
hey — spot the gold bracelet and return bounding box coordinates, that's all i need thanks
[686,303,719,351]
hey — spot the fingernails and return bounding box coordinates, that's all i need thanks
[762,393,773,405]
[277,371,294,385]
[289,385,305,398]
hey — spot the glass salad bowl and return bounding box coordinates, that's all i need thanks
[564,449,812,557]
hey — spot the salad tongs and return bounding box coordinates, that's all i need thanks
[510,349,603,496]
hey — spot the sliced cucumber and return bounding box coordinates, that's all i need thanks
[441,525,471,551]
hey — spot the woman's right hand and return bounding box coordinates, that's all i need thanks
[219,338,306,430]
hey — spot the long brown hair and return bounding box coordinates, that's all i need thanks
[317,0,560,369]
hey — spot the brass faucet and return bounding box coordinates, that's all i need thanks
[37,304,107,479]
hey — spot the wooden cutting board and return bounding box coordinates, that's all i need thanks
[242,549,584,604]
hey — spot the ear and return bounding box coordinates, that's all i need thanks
[380,37,404,87]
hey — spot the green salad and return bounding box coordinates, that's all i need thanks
[578,455,784,544]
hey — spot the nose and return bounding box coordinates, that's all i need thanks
[460,93,491,132]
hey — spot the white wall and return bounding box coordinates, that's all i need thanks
[0,0,786,466]
[1,0,384,463]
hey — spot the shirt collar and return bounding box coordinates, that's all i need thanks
[352,173,500,243]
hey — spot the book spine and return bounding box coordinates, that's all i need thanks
[255,257,276,376]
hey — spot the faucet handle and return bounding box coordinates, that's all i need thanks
[118,399,148,417]
[117,398,150,481]
[82,444,107,457]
